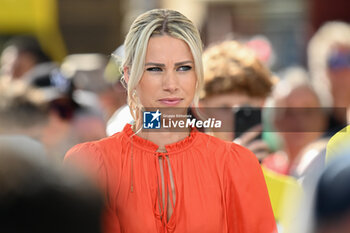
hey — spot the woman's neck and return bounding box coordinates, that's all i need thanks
[132,112,191,151]
[137,130,190,152]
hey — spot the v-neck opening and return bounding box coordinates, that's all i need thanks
[155,152,178,231]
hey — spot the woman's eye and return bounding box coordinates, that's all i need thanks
[146,67,162,72]
[177,66,192,71]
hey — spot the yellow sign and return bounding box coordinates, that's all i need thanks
[0,0,66,61]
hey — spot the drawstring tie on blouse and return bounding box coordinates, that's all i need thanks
[129,141,176,232]
[155,152,176,232]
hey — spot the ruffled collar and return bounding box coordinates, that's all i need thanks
[122,123,198,154]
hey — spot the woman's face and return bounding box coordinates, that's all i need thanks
[327,44,350,108]
[273,86,326,153]
[135,35,197,109]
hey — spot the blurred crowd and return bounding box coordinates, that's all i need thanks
[1,20,350,233]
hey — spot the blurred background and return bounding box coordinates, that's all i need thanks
[0,0,349,71]
[1,1,350,233]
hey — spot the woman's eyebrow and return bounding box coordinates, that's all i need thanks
[145,61,194,67]
[145,62,165,67]
[175,61,194,66]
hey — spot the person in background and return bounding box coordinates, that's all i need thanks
[0,36,55,81]
[263,67,330,233]
[28,68,93,161]
[263,67,328,179]
[308,21,350,136]
[60,52,130,137]
[0,140,104,233]
[326,125,350,163]
[296,124,350,233]
[105,45,133,136]
[200,40,275,161]
[0,78,75,161]
[0,80,50,141]
[59,54,108,143]
[64,9,276,233]
[0,135,47,162]
[0,69,104,162]
[313,154,350,233]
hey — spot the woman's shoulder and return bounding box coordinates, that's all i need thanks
[63,130,130,182]
[64,130,129,165]
[194,132,261,176]
[193,131,258,166]
[195,131,255,157]
[195,131,229,145]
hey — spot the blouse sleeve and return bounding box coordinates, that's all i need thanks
[64,143,105,184]
[224,143,277,233]
[64,142,121,233]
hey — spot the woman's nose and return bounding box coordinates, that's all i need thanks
[162,71,179,92]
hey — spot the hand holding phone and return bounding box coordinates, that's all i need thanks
[233,106,269,162]
[233,106,262,139]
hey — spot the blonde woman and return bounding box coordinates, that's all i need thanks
[64,9,276,233]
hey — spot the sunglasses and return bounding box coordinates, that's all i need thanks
[327,51,350,70]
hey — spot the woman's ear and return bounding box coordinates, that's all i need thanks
[123,67,130,84]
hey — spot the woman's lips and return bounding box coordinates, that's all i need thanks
[159,98,183,106]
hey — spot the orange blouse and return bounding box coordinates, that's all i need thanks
[64,124,276,233]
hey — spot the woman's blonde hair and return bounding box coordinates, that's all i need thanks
[115,9,203,126]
